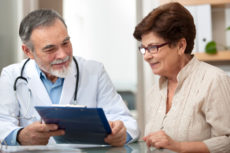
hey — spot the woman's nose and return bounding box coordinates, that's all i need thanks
[143,51,153,61]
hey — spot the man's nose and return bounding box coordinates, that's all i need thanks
[56,47,67,59]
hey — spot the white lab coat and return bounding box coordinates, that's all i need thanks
[0,56,139,144]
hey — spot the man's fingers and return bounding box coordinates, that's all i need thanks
[36,124,58,132]
[26,129,65,144]
[48,129,65,137]
[110,121,124,134]
[105,124,126,142]
[17,122,62,145]
[105,132,126,142]
[111,129,125,140]
[105,120,127,146]
[105,134,126,146]
[108,121,114,128]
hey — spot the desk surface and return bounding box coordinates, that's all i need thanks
[82,141,175,153]
[1,141,175,153]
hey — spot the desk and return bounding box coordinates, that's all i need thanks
[1,141,175,153]
[82,141,175,153]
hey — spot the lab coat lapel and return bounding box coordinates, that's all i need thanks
[59,60,77,105]
[26,60,52,106]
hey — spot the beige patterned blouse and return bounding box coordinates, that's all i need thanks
[144,57,230,153]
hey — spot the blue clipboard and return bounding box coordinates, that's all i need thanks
[35,106,112,144]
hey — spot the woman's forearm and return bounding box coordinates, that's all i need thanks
[177,141,210,153]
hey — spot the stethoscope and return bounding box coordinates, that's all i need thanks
[12,57,79,120]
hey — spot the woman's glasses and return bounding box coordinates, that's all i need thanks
[138,42,168,55]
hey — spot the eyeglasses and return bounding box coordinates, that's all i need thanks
[138,42,168,55]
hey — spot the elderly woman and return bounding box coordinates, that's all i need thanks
[133,2,230,153]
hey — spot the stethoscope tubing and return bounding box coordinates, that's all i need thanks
[13,57,79,101]
[13,58,30,91]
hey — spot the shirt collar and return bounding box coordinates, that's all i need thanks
[35,64,48,80]
[35,64,64,84]
[158,56,199,90]
[176,55,199,83]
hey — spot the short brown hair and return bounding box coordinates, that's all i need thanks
[133,2,196,54]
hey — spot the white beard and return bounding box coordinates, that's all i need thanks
[34,53,72,78]
[50,60,72,78]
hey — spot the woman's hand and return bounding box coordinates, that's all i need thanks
[143,130,210,153]
[143,130,181,152]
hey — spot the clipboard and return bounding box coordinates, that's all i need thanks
[35,106,112,144]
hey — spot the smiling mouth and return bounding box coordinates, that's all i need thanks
[53,61,67,66]
[150,62,159,67]
[52,61,69,69]
[51,56,70,67]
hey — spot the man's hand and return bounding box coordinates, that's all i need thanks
[17,121,65,145]
[104,120,127,146]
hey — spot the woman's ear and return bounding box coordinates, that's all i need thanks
[22,44,35,59]
[177,38,187,55]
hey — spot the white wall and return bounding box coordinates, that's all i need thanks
[135,0,160,137]
[0,0,38,71]
[0,0,19,70]
[141,0,160,95]
[63,0,137,91]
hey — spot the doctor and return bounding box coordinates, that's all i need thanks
[0,9,139,146]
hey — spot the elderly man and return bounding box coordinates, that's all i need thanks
[0,9,139,146]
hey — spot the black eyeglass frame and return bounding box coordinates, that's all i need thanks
[138,42,168,55]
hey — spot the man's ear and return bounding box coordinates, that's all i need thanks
[22,44,34,59]
[177,38,187,55]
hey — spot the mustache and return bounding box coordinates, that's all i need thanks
[51,56,70,65]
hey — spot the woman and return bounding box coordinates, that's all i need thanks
[133,2,230,153]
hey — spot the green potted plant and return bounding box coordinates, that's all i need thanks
[205,26,230,54]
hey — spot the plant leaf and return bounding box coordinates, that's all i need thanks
[205,41,217,54]
[227,26,230,30]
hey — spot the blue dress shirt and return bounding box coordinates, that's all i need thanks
[36,65,64,104]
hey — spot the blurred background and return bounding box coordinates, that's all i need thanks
[0,0,230,137]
